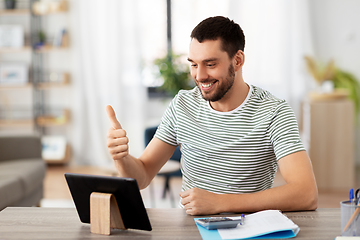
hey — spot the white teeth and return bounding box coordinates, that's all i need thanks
[201,82,214,88]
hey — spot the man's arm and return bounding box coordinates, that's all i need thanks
[106,105,176,189]
[180,150,318,215]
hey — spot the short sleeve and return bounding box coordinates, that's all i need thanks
[268,101,305,160]
[154,97,178,146]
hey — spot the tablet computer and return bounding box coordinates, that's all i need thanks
[64,172,152,231]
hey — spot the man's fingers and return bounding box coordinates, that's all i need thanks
[179,191,187,198]
[106,105,122,129]
[179,188,193,198]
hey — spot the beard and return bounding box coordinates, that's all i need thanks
[197,64,235,102]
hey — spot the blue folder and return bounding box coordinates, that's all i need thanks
[194,218,297,240]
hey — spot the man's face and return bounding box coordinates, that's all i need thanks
[188,39,235,102]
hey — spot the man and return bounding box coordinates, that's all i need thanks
[107,16,318,216]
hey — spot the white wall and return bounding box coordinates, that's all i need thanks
[308,0,360,164]
[309,0,360,77]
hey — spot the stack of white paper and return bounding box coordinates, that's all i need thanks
[218,210,299,239]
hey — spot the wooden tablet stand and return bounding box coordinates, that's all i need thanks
[90,192,126,235]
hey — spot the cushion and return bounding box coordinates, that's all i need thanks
[0,159,46,196]
[0,176,24,210]
[0,136,42,162]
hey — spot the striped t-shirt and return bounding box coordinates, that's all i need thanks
[154,84,305,195]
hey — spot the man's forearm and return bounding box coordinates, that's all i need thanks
[180,181,317,216]
[219,182,318,213]
[219,150,318,213]
[114,155,150,189]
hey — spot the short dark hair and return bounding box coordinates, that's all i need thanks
[190,16,245,58]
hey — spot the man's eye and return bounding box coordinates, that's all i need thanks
[191,64,197,68]
[207,64,215,67]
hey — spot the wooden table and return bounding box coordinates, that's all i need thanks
[0,207,341,239]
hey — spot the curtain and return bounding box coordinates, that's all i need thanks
[71,0,146,167]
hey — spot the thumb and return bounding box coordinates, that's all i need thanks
[106,105,122,129]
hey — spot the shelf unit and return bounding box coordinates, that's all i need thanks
[0,0,71,164]
[0,2,33,130]
[0,9,30,15]
[0,46,31,52]
[32,0,71,164]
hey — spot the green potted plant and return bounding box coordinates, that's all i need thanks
[38,30,46,45]
[332,69,360,116]
[305,55,360,120]
[153,52,193,97]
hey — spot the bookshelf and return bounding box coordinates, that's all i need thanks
[0,0,71,164]
[0,1,33,128]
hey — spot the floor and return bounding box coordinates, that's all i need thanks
[41,165,351,209]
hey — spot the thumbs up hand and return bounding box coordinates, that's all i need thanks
[106,105,129,160]
[106,105,122,130]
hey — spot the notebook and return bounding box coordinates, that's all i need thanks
[195,210,299,240]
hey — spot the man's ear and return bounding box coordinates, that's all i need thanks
[233,50,245,71]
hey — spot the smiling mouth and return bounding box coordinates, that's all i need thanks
[199,81,217,91]
[201,82,214,88]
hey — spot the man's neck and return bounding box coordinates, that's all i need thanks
[209,79,249,112]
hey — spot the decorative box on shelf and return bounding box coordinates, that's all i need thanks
[36,109,70,126]
[0,24,24,48]
[41,135,70,164]
[0,62,29,85]
[32,0,68,15]
[36,72,70,88]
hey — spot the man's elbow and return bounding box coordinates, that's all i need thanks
[303,186,318,210]
[306,194,318,210]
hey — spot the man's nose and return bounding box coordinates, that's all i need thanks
[195,66,209,81]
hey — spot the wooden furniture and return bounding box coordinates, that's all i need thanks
[0,207,342,239]
[302,98,355,190]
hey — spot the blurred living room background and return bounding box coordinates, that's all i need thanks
[0,0,359,209]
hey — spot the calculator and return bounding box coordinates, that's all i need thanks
[196,217,243,230]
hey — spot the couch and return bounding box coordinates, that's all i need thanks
[0,136,46,211]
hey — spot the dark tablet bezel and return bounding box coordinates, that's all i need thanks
[64,172,152,231]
